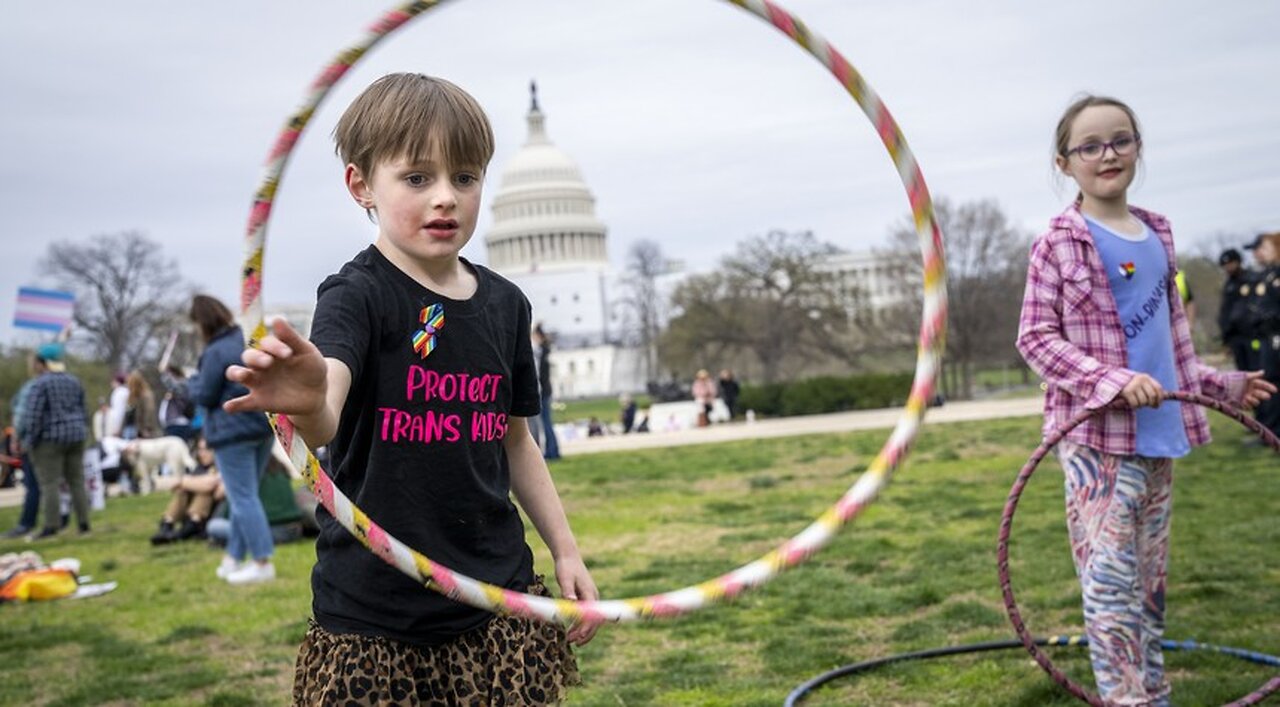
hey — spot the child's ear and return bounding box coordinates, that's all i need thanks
[344,164,374,209]
[1054,155,1071,177]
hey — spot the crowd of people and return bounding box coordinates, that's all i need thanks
[1,294,318,587]
[526,365,742,447]
[2,71,1278,705]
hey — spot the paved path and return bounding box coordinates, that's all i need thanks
[0,395,1045,509]
[0,477,27,510]
[558,394,1044,456]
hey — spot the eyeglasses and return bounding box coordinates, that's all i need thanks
[1065,134,1141,162]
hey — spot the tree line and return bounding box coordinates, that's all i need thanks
[11,201,1238,409]
[643,197,1034,399]
[634,197,1239,400]
[36,230,199,373]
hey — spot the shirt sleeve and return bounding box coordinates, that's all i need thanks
[309,272,373,385]
[22,380,46,446]
[510,295,541,418]
[1015,236,1135,409]
[107,387,128,436]
[187,343,230,409]
[11,382,31,439]
[1195,363,1247,403]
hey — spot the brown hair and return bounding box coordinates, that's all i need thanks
[1256,232,1280,263]
[126,370,151,406]
[1053,94,1142,159]
[333,73,495,180]
[189,294,235,343]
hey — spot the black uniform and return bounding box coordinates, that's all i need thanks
[1248,264,1280,435]
[1220,268,1258,371]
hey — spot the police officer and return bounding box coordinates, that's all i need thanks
[1244,232,1280,436]
[1218,248,1256,371]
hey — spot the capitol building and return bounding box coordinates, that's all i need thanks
[484,85,648,399]
[477,84,914,400]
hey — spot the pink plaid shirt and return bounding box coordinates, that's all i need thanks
[1016,203,1247,456]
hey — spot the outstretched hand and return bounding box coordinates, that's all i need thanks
[224,318,328,416]
[1242,370,1278,409]
[555,554,602,646]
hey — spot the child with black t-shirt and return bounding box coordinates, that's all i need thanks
[226,73,598,705]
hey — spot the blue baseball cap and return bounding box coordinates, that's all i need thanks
[36,342,66,371]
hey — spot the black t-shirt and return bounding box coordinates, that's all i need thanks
[308,246,541,645]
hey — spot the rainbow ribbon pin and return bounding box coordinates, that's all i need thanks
[412,303,444,358]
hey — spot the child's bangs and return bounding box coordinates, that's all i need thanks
[399,99,493,171]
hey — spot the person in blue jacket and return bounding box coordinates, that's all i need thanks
[187,295,277,585]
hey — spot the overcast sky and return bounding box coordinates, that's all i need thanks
[3,1,1278,348]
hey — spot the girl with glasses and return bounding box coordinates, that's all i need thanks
[1015,95,1275,705]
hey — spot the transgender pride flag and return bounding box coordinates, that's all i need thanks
[14,287,75,332]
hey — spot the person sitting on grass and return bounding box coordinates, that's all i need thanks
[150,435,223,545]
[205,453,306,547]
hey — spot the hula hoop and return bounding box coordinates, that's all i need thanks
[996,390,1280,706]
[240,0,947,624]
[785,635,1280,706]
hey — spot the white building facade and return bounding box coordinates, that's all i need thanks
[484,85,646,398]
[482,87,915,397]
[818,250,915,325]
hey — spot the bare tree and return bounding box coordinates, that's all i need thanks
[661,229,852,383]
[615,240,668,383]
[39,231,189,371]
[885,198,1031,399]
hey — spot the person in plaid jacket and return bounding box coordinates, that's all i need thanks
[1017,95,1274,706]
[22,343,91,540]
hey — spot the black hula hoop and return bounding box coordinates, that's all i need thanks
[785,634,1280,706]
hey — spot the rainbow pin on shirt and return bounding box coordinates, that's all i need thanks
[412,303,445,358]
[1118,262,1136,280]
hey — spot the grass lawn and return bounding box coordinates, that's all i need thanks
[1,413,1276,705]
[554,395,650,426]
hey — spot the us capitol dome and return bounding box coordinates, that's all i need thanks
[484,82,643,398]
[485,83,609,274]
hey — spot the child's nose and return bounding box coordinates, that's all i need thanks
[431,185,457,210]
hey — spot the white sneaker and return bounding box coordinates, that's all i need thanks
[226,561,276,585]
[216,557,241,580]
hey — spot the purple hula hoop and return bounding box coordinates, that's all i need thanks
[996,390,1280,706]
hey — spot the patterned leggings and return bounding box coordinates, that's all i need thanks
[1058,442,1173,707]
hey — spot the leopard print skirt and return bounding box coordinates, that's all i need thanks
[293,578,581,706]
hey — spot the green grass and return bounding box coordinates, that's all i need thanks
[971,365,1036,392]
[1,414,1276,705]
[554,394,651,426]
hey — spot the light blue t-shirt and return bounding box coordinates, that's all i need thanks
[1087,216,1190,459]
